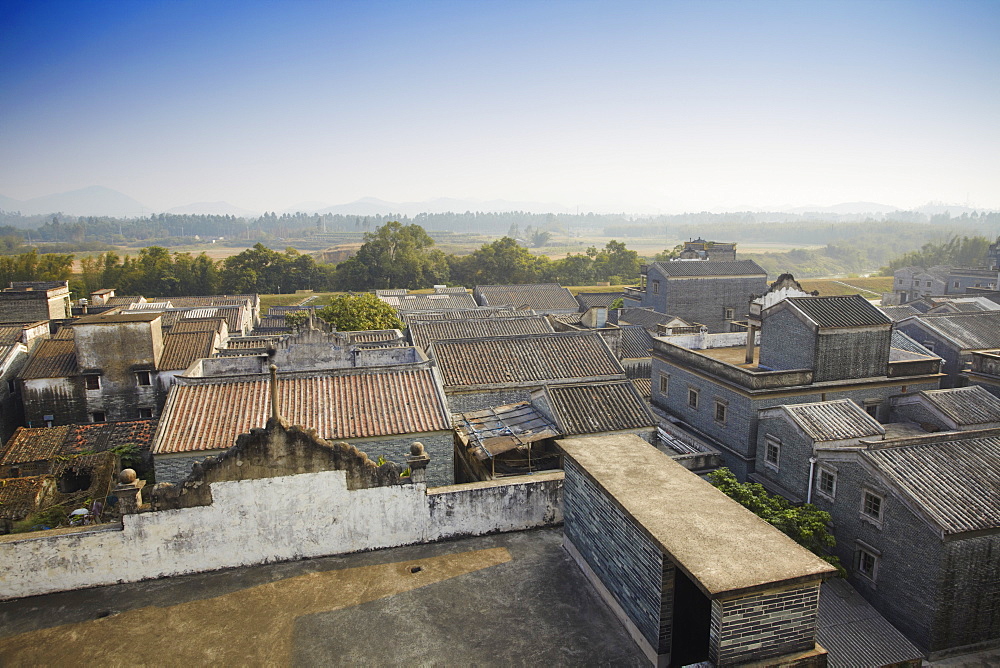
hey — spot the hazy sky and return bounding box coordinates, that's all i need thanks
[1,0,998,213]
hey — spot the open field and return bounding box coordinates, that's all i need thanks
[798,277,893,297]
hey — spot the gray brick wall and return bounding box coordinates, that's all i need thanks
[651,355,939,481]
[154,452,212,484]
[814,329,891,382]
[752,415,816,501]
[563,458,673,654]
[709,585,820,666]
[759,308,816,372]
[639,270,767,334]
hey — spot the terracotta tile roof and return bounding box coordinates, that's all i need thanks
[408,316,553,351]
[0,326,25,345]
[52,326,75,339]
[630,378,651,399]
[168,296,253,308]
[160,331,217,371]
[1,420,157,464]
[62,420,157,455]
[430,332,625,389]
[0,475,55,519]
[474,284,578,311]
[544,381,656,435]
[784,295,891,329]
[649,259,767,277]
[862,436,1000,535]
[1,426,71,464]
[347,330,403,344]
[20,339,78,379]
[152,369,451,454]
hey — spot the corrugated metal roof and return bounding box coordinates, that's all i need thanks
[20,339,78,379]
[152,369,451,454]
[785,295,891,328]
[906,311,1000,350]
[409,316,553,351]
[160,331,217,371]
[546,381,655,435]
[378,292,478,311]
[104,295,145,307]
[780,400,884,442]
[430,332,624,388]
[816,578,924,668]
[862,436,1000,534]
[474,284,579,311]
[918,386,1000,426]
[620,325,654,359]
[461,402,559,456]
[650,259,766,277]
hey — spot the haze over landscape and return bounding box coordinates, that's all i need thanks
[2,0,998,217]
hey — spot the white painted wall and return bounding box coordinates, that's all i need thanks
[0,470,563,601]
[661,330,758,350]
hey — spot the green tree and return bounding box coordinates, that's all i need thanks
[316,293,404,331]
[592,240,641,281]
[334,222,449,290]
[707,467,844,576]
[449,236,550,286]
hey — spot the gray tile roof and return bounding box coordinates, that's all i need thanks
[429,332,624,389]
[777,400,885,442]
[400,307,521,324]
[575,292,623,310]
[619,325,655,359]
[816,578,924,668]
[649,259,766,277]
[917,386,1000,426]
[474,284,579,311]
[862,436,1000,535]
[785,295,891,328]
[545,381,655,436]
[408,315,553,351]
[879,304,921,321]
[615,307,675,332]
[889,329,936,357]
[377,291,478,311]
[905,311,1000,350]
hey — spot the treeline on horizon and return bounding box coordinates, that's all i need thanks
[0,222,995,300]
[1,208,998,245]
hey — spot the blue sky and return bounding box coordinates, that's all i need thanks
[1,0,998,213]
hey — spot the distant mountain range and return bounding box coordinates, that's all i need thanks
[0,186,991,219]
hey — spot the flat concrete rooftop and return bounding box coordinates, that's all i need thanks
[559,434,837,599]
[0,529,645,666]
[692,344,760,369]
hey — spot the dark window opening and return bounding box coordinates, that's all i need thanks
[671,564,712,665]
[687,389,698,409]
[84,375,101,390]
[136,370,152,386]
[138,407,153,419]
[58,469,92,493]
[92,411,106,423]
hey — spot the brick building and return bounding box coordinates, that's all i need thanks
[651,295,943,480]
[623,260,767,333]
[0,281,72,324]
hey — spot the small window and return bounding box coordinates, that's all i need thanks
[865,403,879,419]
[714,401,727,423]
[954,281,961,288]
[856,545,879,582]
[136,370,152,386]
[6,379,15,394]
[724,307,735,320]
[862,490,883,523]
[926,281,932,287]
[138,407,153,419]
[765,437,780,469]
[84,374,101,390]
[688,388,699,409]
[91,411,106,423]
[897,279,903,285]
[652,280,660,295]
[659,374,669,394]
[817,468,837,499]
[923,341,935,352]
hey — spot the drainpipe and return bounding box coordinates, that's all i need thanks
[807,457,817,504]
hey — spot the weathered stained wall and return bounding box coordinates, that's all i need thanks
[0,469,564,601]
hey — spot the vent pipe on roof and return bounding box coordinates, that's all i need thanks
[269,364,280,422]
